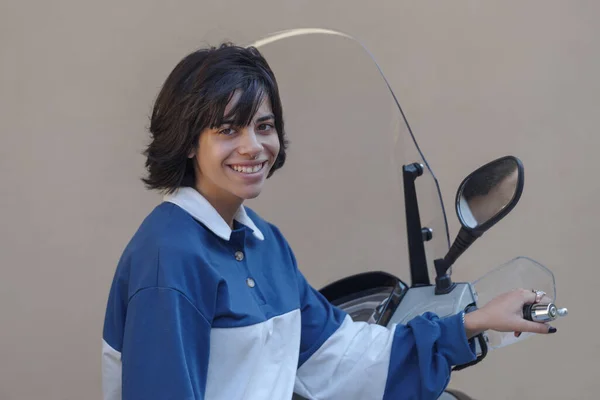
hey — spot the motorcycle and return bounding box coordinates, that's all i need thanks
[245,28,568,399]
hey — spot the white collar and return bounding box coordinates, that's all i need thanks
[163,187,264,241]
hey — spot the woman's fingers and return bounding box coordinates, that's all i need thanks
[540,294,553,304]
[515,319,556,334]
[521,288,552,305]
[509,289,557,335]
[521,288,538,304]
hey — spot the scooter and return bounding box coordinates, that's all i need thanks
[316,156,568,400]
[247,28,568,399]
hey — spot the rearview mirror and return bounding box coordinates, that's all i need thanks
[456,156,524,232]
[434,156,525,294]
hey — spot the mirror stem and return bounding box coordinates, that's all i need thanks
[435,228,481,295]
[445,227,481,267]
[434,258,455,294]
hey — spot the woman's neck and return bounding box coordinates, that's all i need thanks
[194,183,243,229]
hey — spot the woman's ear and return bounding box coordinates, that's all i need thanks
[188,135,200,158]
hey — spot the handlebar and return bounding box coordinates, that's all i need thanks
[523,303,568,323]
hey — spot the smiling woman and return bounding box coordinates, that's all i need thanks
[101,42,553,400]
[137,43,289,227]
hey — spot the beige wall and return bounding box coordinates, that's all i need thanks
[1,1,598,399]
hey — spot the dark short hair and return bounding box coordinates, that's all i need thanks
[141,43,288,193]
[462,159,517,201]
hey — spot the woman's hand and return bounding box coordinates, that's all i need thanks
[464,288,557,339]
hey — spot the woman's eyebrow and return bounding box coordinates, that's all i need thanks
[255,114,275,123]
[217,114,274,127]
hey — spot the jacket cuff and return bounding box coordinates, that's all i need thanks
[438,312,477,366]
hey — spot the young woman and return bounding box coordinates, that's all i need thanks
[102,43,556,400]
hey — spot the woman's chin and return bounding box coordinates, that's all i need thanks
[233,185,264,201]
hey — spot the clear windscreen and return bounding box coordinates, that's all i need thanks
[245,29,450,288]
[472,256,557,350]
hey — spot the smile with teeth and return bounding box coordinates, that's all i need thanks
[229,161,268,174]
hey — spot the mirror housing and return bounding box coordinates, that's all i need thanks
[435,156,525,294]
[456,155,524,235]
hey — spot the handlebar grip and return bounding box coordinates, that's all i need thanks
[523,304,533,321]
[523,303,567,323]
[522,304,535,321]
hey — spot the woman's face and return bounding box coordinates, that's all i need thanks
[191,91,280,204]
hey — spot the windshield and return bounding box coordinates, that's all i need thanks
[245,29,450,288]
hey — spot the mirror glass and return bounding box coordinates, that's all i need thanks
[457,158,521,229]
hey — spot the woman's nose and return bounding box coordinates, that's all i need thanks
[238,129,263,155]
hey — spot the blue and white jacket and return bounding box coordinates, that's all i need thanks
[102,187,476,399]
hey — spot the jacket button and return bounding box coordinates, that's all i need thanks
[234,251,244,261]
[246,278,256,288]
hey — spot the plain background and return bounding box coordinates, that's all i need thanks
[1,1,598,399]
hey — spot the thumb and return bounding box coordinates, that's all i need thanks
[517,320,557,334]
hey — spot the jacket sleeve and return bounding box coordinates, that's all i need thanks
[293,265,477,400]
[121,287,211,400]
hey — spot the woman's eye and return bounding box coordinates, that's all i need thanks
[218,127,235,135]
[258,123,274,132]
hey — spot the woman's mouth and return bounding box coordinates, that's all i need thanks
[228,161,268,174]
